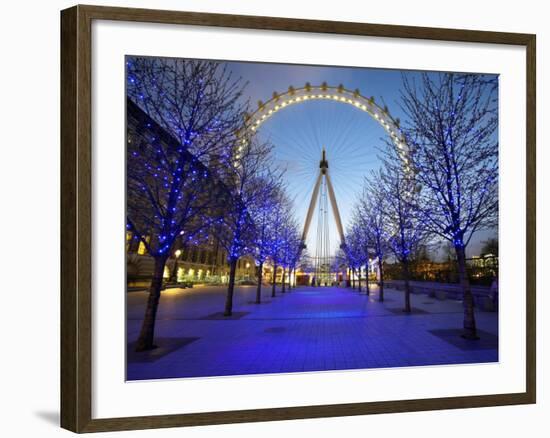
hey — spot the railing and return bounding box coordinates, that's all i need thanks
[383,280,498,311]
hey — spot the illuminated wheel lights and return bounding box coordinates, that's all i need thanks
[244,84,409,167]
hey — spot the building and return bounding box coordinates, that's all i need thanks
[126,98,257,290]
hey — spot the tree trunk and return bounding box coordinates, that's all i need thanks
[224,257,238,316]
[365,266,370,296]
[170,256,179,282]
[135,255,167,351]
[351,269,356,289]
[287,268,291,291]
[456,245,479,339]
[256,261,263,304]
[271,264,277,297]
[357,268,362,292]
[288,268,292,291]
[378,257,384,302]
[282,267,287,293]
[402,257,412,313]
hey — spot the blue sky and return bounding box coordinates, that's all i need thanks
[224,60,497,258]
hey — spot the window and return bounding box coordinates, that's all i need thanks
[137,236,150,255]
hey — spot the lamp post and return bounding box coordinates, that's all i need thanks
[245,261,251,280]
[171,249,182,282]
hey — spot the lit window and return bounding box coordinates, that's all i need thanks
[137,236,150,255]
[126,232,132,252]
[177,267,185,282]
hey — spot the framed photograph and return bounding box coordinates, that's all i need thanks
[60,4,536,433]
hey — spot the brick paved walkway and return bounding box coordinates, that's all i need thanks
[126,285,498,380]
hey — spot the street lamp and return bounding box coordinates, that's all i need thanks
[171,249,182,282]
[245,261,251,280]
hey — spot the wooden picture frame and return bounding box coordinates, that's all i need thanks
[60,4,536,433]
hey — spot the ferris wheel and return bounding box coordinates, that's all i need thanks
[241,82,410,282]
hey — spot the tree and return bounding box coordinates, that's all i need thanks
[360,179,388,301]
[298,250,315,285]
[408,244,435,281]
[126,57,246,351]
[127,57,247,163]
[344,220,369,294]
[267,195,290,297]
[286,231,303,290]
[480,237,498,257]
[279,215,301,293]
[374,153,427,313]
[400,72,498,338]
[331,249,347,286]
[213,136,276,316]
[251,180,285,304]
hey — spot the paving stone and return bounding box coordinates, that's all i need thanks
[126,285,498,380]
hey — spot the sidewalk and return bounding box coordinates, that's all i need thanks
[126,284,498,380]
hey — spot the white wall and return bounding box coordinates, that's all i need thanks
[0,0,546,436]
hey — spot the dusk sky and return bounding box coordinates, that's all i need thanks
[224,60,498,258]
